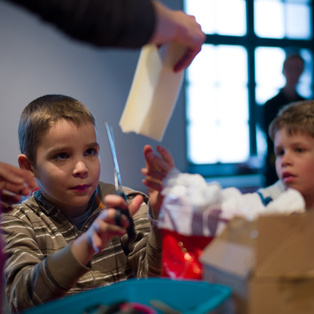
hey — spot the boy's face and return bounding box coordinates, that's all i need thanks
[274,128,314,201]
[33,119,100,217]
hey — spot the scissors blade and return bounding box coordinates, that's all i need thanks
[105,122,135,239]
[105,123,123,190]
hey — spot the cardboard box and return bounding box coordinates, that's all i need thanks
[200,212,314,314]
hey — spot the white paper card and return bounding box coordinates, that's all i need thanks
[119,43,186,141]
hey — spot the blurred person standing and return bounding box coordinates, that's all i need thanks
[263,53,306,186]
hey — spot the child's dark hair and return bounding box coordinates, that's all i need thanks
[269,100,314,141]
[18,94,95,164]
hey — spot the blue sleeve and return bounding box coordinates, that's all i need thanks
[257,191,273,206]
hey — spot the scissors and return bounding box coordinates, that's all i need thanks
[105,122,136,239]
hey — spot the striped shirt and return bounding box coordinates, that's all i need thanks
[1,182,162,313]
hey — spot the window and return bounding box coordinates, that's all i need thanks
[187,45,249,164]
[185,0,313,183]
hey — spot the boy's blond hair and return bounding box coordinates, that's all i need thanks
[18,94,95,164]
[269,100,314,141]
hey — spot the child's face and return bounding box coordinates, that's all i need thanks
[33,119,100,217]
[274,128,314,201]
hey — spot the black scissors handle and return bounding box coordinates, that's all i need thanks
[115,190,136,240]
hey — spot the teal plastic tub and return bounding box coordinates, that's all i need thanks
[24,278,232,313]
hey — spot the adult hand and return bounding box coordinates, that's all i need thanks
[150,1,206,72]
[0,162,37,207]
[141,145,174,217]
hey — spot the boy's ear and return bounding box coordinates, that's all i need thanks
[18,154,34,172]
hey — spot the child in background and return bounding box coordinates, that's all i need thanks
[142,100,314,211]
[265,99,314,209]
[0,94,166,313]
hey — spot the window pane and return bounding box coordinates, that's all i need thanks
[186,45,249,164]
[215,0,246,36]
[254,1,284,38]
[185,0,246,36]
[286,3,312,39]
[187,45,216,86]
[254,0,312,39]
[184,0,215,34]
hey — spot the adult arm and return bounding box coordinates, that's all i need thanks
[5,0,205,71]
[4,0,156,48]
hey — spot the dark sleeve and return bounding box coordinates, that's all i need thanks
[263,100,273,134]
[263,93,283,134]
[4,0,156,48]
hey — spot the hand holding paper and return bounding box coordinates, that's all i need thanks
[119,43,186,141]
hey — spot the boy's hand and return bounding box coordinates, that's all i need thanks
[141,145,175,217]
[72,194,143,265]
[0,162,37,208]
